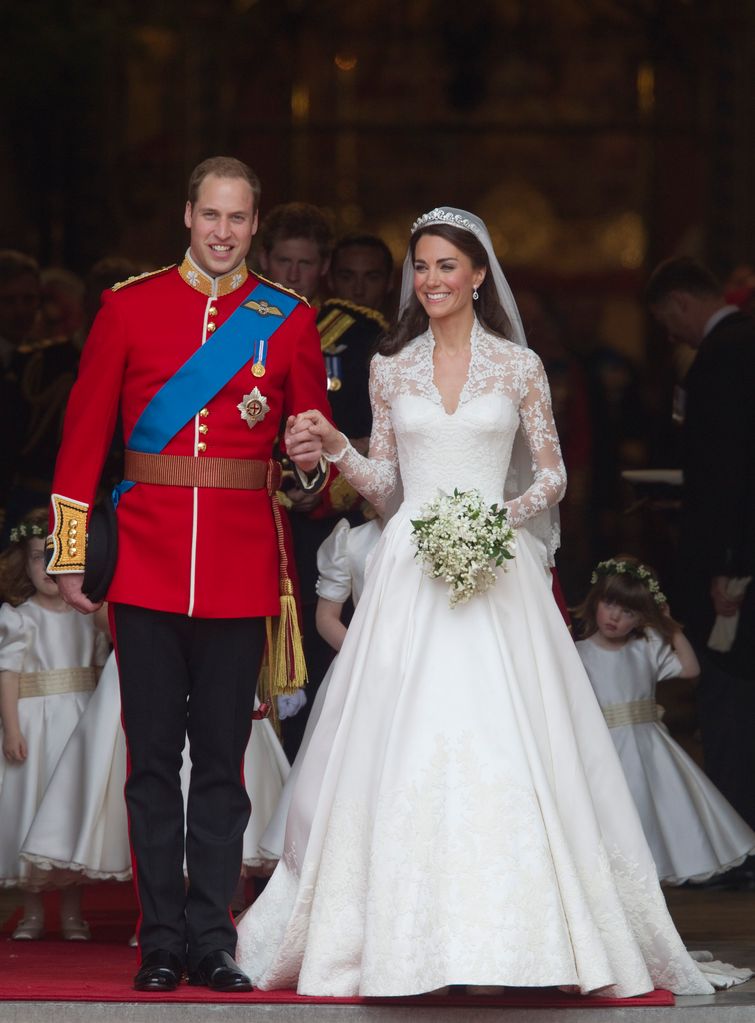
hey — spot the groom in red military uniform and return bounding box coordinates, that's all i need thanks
[47,157,330,992]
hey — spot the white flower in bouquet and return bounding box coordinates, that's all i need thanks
[410,489,516,607]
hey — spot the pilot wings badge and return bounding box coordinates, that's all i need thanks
[244,298,283,317]
[237,387,270,429]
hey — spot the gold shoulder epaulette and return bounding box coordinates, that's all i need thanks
[111,265,176,292]
[318,306,356,351]
[254,272,310,307]
[321,297,389,333]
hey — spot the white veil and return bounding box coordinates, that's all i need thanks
[397,206,561,564]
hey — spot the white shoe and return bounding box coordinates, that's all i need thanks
[12,916,44,940]
[61,916,91,941]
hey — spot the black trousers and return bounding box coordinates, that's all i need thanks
[112,604,265,969]
[696,645,755,831]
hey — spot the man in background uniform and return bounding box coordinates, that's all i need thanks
[0,251,80,539]
[277,234,393,758]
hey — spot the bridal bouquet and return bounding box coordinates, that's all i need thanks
[410,489,516,607]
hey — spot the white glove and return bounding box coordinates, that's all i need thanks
[708,577,752,653]
[277,689,308,720]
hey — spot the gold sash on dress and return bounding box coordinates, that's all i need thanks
[18,666,97,699]
[601,698,659,729]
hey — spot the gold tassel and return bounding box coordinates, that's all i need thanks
[269,580,307,696]
[267,486,308,696]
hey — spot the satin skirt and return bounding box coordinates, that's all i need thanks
[235,510,721,997]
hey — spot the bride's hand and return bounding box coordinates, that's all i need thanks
[287,410,346,458]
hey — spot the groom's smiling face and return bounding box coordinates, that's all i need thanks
[184,174,258,278]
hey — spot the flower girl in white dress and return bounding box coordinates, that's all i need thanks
[235,208,750,998]
[574,556,755,885]
[0,509,108,939]
[21,607,290,901]
[259,512,383,861]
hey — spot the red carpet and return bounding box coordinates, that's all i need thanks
[0,883,674,1007]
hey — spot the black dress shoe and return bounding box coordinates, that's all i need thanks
[134,949,184,992]
[188,950,252,992]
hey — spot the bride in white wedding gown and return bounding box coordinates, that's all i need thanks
[236,207,748,998]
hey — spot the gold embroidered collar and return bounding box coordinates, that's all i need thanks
[178,250,249,298]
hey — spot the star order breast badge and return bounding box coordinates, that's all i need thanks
[237,387,270,429]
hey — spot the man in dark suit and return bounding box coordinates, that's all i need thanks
[646,256,755,828]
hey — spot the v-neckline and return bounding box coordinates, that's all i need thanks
[428,321,478,417]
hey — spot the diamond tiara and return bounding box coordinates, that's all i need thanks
[411,208,483,237]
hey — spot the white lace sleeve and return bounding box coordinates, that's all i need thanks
[329,356,399,514]
[505,352,567,529]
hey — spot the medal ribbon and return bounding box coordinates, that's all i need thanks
[325,354,342,391]
[253,336,269,375]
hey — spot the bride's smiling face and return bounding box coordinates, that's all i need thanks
[413,234,485,322]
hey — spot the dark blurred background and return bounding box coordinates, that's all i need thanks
[3,2,754,272]
[1,0,754,598]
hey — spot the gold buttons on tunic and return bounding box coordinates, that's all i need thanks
[197,441,207,453]
[208,306,218,317]
[199,424,208,435]
[206,322,216,333]
[199,408,209,418]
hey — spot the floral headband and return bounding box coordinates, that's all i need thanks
[591,558,667,606]
[9,521,46,545]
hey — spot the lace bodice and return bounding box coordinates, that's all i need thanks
[331,321,566,532]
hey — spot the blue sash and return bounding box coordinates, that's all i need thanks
[114,280,298,503]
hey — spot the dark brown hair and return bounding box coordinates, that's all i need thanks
[572,554,680,645]
[187,157,261,209]
[0,250,40,285]
[644,257,721,307]
[378,224,512,357]
[257,202,334,257]
[332,233,393,277]
[0,508,50,606]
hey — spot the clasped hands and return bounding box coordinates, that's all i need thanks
[284,410,346,467]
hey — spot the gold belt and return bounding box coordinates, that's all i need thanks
[124,451,281,493]
[602,698,659,729]
[19,667,97,699]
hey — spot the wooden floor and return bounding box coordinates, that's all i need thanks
[666,884,755,945]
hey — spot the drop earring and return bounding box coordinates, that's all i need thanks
[472,287,479,301]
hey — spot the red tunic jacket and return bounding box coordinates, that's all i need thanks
[48,257,330,619]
